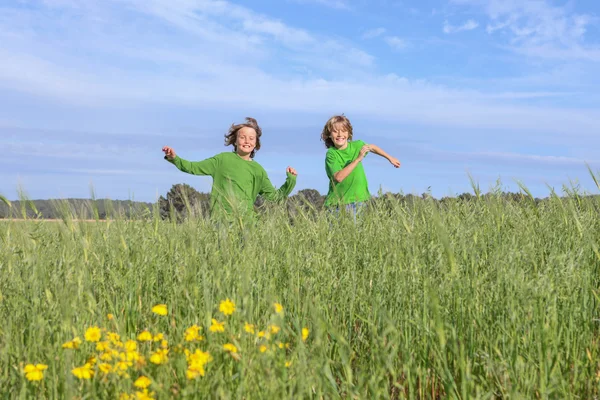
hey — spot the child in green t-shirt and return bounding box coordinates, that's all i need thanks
[321,115,400,216]
[162,117,297,219]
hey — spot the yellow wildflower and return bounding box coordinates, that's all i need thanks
[153,333,164,342]
[72,363,94,379]
[96,341,111,352]
[184,325,203,342]
[269,325,280,334]
[134,376,152,389]
[278,342,284,349]
[62,336,82,349]
[150,349,168,365]
[244,323,255,335]
[23,364,48,381]
[302,327,309,342]
[257,331,266,338]
[116,360,132,373]
[107,332,121,344]
[99,363,112,374]
[186,368,204,379]
[134,389,155,400]
[285,360,292,368]
[160,340,169,349]
[119,394,131,400]
[223,343,238,353]
[151,304,168,316]
[87,356,97,365]
[85,326,102,342]
[273,303,284,314]
[108,313,114,320]
[137,331,153,342]
[259,345,267,353]
[219,299,236,316]
[209,319,225,333]
[125,340,137,352]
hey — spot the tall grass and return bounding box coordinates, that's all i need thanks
[0,185,599,398]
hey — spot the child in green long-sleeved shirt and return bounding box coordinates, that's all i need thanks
[163,117,297,219]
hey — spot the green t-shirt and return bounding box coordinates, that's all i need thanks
[324,140,370,207]
[166,152,297,218]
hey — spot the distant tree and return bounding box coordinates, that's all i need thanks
[158,184,210,220]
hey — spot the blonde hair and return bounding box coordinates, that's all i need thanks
[320,115,353,148]
[224,117,262,158]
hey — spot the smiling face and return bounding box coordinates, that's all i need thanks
[330,122,350,150]
[235,126,257,158]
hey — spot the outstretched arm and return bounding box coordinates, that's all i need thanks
[369,144,400,168]
[259,167,298,202]
[162,146,218,176]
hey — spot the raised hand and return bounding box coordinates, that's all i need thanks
[358,144,371,161]
[162,146,176,160]
[389,157,401,168]
[286,166,298,176]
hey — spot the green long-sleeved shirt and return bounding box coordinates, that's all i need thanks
[166,152,296,217]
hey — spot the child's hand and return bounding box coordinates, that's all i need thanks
[389,157,401,168]
[358,145,371,160]
[162,146,176,160]
[286,166,298,176]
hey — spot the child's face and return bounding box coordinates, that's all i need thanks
[236,126,257,156]
[330,123,349,149]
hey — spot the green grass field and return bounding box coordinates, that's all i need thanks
[1,186,599,398]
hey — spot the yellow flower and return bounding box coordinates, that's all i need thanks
[219,298,236,316]
[137,331,153,342]
[151,304,168,316]
[186,368,204,379]
[116,360,132,373]
[259,345,267,353]
[99,363,112,374]
[269,325,280,334]
[62,336,82,349]
[209,319,225,333]
[257,331,266,338]
[108,313,114,320]
[125,340,137,352]
[134,375,152,389]
[96,341,111,352]
[150,349,168,365]
[23,364,48,381]
[223,343,238,353]
[107,332,121,345]
[134,389,155,400]
[278,342,284,349]
[302,328,309,342]
[273,303,284,314]
[160,340,169,349]
[153,333,164,342]
[119,394,131,400]
[85,326,102,342]
[285,360,292,368]
[186,349,212,379]
[87,356,97,365]
[72,363,94,379]
[244,323,255,335]
[184,325,203,342]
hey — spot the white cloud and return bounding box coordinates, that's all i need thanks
[443,19,479,34]
[362,27,386,39]
[451,0,598,60]
[384,36,407,50]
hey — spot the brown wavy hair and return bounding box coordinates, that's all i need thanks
[224,117,262,159]
[321,115,353,148]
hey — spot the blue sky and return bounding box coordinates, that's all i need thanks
[1,0,599,201]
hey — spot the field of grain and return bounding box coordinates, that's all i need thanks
[1,188,599,398]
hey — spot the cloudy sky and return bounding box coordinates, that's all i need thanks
[1,0,599,201]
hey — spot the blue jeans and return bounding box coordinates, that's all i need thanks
[328,202,365,223]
